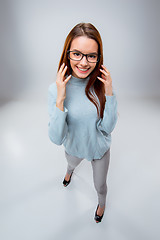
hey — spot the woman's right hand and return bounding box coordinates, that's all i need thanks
[56,63,71,101]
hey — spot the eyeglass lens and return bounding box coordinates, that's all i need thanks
[69,51,98,63]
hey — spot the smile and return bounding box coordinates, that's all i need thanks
[77,66,90,72]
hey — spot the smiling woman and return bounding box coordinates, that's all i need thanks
[67,36,99,78]
[48,22,118,223]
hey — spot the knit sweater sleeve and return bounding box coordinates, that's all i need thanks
[96,91,118,135]
[48,83,68,145]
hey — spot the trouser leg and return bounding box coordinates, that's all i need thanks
[91,148,110,209]
[65,151,84,175]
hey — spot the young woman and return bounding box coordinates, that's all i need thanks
[48,22,118,223]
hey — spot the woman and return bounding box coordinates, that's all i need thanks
[48,22,118,223]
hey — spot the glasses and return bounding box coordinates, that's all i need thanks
[67,50,100,63]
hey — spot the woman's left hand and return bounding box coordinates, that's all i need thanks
[97,65,113,96]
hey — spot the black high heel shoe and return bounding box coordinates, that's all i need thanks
[63,172,73,187]
[94,204,104,223]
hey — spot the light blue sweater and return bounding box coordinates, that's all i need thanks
[48,75,118,161]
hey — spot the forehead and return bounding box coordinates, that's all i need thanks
[70,36,98,53]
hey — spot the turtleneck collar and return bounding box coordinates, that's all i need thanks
[68,75,90,86]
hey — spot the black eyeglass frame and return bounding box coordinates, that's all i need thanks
[67,50,101,63]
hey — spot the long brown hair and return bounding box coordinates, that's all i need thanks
[58,22,106,119]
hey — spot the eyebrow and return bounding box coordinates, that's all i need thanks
[71,49,98,54]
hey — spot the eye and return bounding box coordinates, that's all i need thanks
[88,54,97,58]
[73,52,81,56]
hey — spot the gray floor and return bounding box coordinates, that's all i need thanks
[0,96,160,240]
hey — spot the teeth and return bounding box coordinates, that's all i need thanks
[78,67,89,71]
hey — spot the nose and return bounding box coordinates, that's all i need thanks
[79,55,88,65]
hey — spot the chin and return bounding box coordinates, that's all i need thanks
[77,73,90,78]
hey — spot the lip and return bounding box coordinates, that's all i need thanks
[76,66,90,73]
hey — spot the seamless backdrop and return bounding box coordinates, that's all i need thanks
[0,1,160,240]
[1,0,160,103]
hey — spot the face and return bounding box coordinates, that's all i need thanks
[68,36,98,78]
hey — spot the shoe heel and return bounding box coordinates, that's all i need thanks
[94,204,104,223]
[63,172,73,187]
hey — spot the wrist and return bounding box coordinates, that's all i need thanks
[56,100,64,112]
[105,90,113,96]
[105,86,113,96]
[56,98,64,104]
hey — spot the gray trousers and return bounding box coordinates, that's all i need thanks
[65,148,110,208]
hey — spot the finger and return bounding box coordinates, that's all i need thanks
[101,65,110,73]
[100,69,109,77]
[61,65,68,76]
[64,74,72,83]
[101,73,107,79]
[97,76,105,83]
[59,63,65,73]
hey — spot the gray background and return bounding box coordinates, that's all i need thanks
[1,0,160,103]
[1,1,160,240]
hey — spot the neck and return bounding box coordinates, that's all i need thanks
[68,75,90,86]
